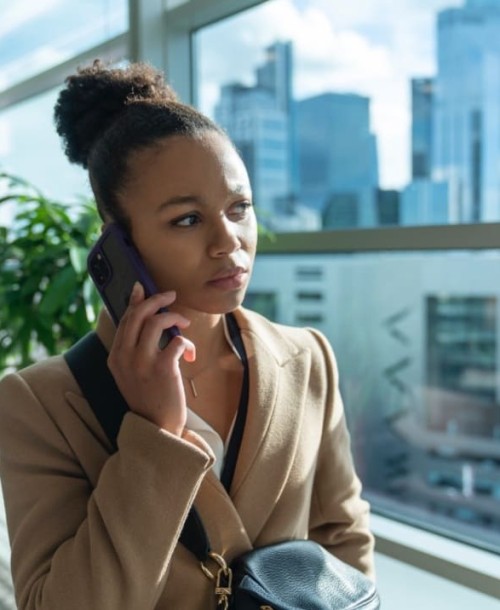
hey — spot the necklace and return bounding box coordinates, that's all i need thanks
[181,315,239,400]
[184,376,199,399]
[182,362,213,399]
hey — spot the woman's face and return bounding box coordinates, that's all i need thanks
[118,131,257,316]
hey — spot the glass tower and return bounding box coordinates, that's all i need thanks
[433,0,500,222]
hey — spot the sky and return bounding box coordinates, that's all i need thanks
[0,0,126,91]
[0,0,126,220]
[0,0,465,202]
[196,0,464,189]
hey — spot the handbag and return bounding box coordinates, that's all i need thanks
[65,314,380,610]
[229,539,379,609]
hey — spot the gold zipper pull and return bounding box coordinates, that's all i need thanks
[200,551,233,609]
[215,563,232,609]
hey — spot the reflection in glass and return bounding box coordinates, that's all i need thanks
[250,250,500,553]
[195,0,500,229]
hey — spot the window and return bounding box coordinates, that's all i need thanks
[194,0,500,230]
[244,291,278,321]
[0,3,130,605]
[250,248,500,552]
[0,0,128,90]
[0,88,90,205]
[194,0,500,555]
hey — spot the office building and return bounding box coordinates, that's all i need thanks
[295,93,379,228]
[214,42,293,222]
[411,78,434,180]
[400,179,449,225]
[215,82,289,220]
[249,250,500,542]
[433,0,500,222]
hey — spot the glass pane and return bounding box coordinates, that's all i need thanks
[249,250,500,553]
[0,0,128,90]
[0,87,91,225]
[194,0,500,230]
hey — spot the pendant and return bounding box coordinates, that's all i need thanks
[186,377,198,398]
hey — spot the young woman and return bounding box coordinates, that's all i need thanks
[0,61,375,609]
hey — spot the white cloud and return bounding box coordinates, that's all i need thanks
[310,0,463,28]
[196,0,464,189]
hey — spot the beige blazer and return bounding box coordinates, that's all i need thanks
[0,307,374,609]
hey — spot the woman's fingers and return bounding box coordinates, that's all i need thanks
[114,284,179,351]
[158,335,197,372]
[105,283,195,434]
[135,311,192,359]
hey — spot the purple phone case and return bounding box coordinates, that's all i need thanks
[87,223,179,346]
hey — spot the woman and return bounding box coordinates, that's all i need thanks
[0,61,374,609]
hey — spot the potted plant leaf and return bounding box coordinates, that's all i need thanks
[0,171,101,374]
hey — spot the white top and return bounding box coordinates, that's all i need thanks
[185,316,241,479]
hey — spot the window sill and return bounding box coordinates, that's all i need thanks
[371,513,500,599]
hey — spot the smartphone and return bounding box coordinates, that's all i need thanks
[87,223,179,348]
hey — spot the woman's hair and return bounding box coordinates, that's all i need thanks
[54,60,224,225]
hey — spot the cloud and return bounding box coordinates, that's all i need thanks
[196,0,464,189]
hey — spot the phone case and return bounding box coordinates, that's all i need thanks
[87,223,179,347]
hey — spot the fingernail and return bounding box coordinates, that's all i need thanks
[130,281,141,302]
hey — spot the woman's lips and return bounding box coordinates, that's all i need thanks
[208,267,248,290]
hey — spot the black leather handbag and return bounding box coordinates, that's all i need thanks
[230,539,379,610]
[65,316,380,610]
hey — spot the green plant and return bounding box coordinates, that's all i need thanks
[0,171,101,373]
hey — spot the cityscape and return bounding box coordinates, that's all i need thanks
[248,249,500,550]
[211,0,500,230]
[210,0,500,549]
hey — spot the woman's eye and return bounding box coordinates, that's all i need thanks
[231,201,253,217]
[172,213,200,227]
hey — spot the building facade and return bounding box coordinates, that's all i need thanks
[433,0,500,223]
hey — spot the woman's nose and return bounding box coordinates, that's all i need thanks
[208,218,241,257]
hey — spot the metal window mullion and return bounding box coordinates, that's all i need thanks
[257,222,500,254]
[128,0,168,71]
[165,0,267,31]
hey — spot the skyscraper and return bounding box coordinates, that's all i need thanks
[433,0,500,222]
[256,42,293,115]
[411,78,434,180]
[256,41,299,202]
[214,43,292,221]
[295,93,379,228]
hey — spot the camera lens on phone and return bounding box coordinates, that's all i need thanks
[90,253,110,285]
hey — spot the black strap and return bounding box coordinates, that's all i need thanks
[220,312,249,491]
[64,313,249,562]
[64,333,127,452]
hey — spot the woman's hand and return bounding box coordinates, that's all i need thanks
[107,282,195,436]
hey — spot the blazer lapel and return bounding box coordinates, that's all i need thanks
[228,309,312,543]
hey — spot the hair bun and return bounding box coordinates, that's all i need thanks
[54,60,178,168]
